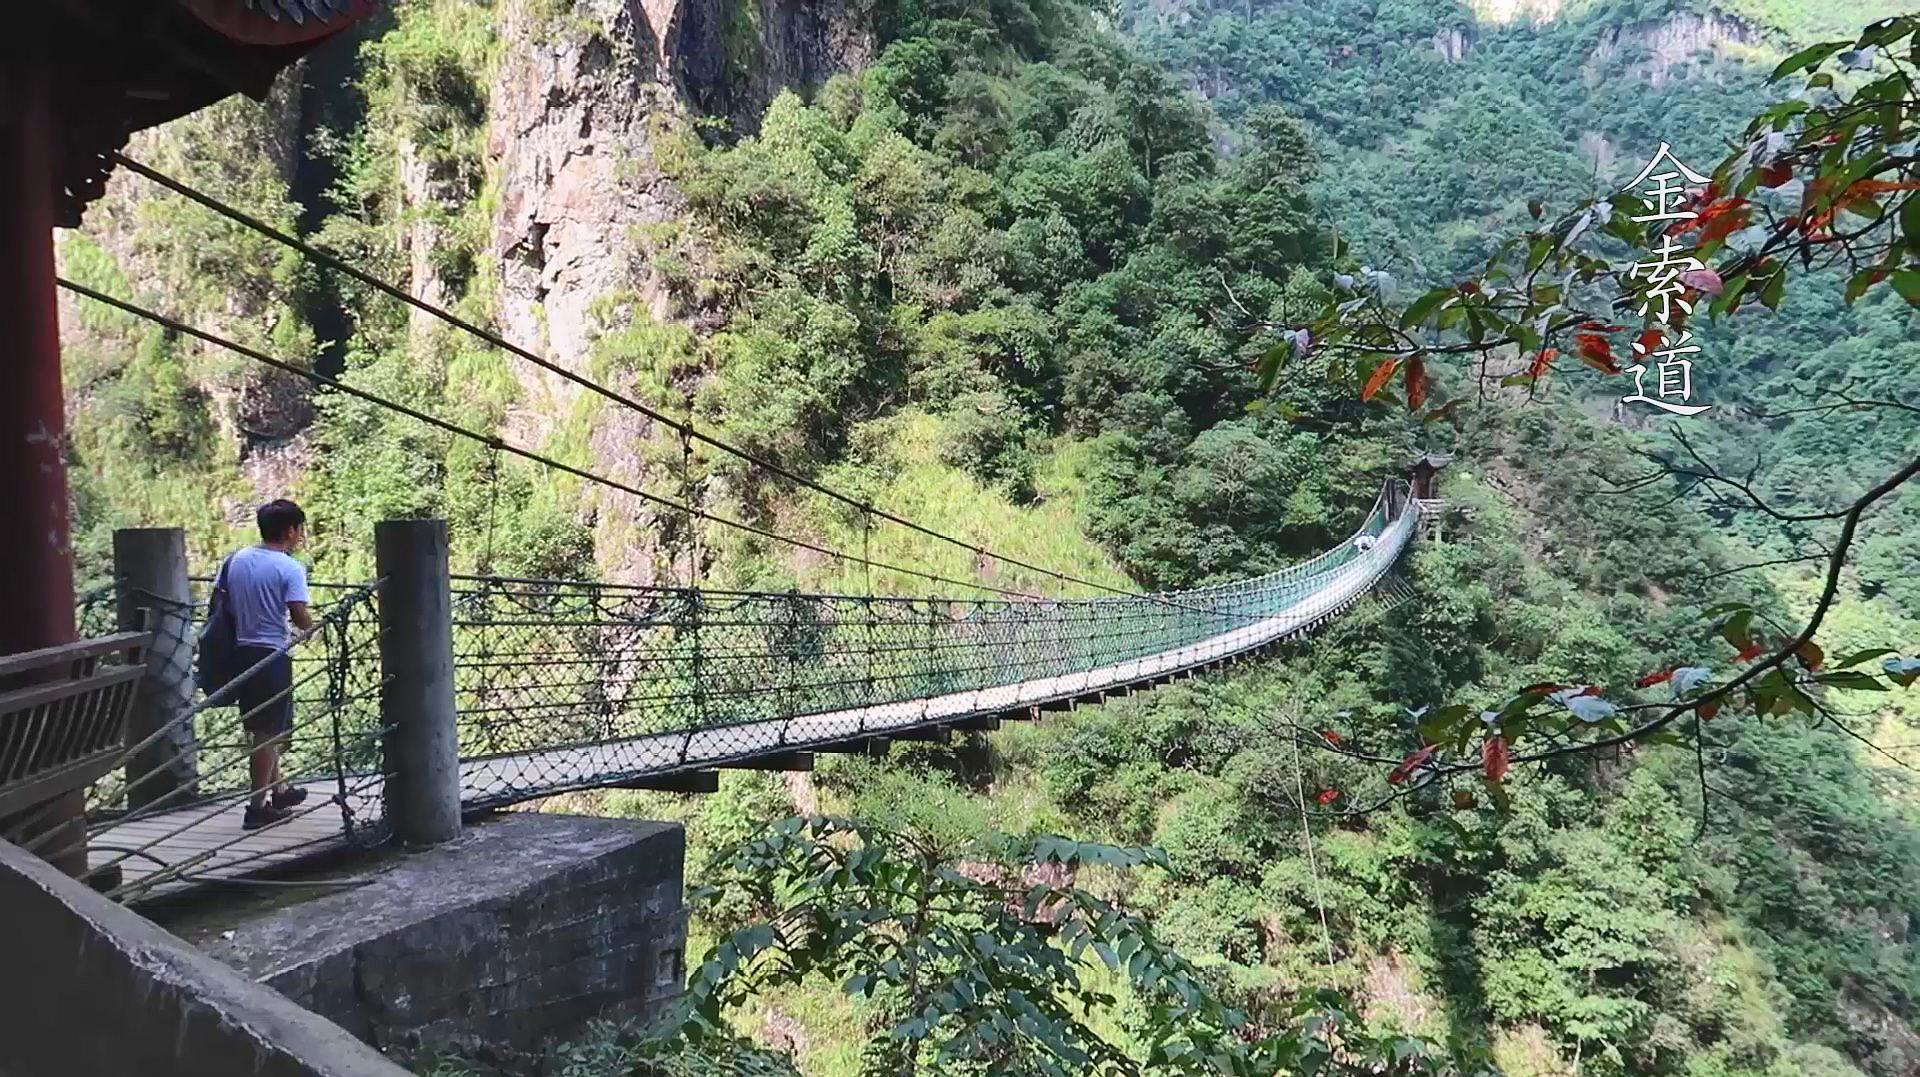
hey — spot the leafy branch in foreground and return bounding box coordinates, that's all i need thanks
[1258,14,1920,804]
[653,815,1481,1076]
[1272,15,1920,403]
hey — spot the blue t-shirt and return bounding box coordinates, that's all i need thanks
[223,546,311,648]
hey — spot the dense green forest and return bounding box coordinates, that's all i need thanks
[58,0,1920,1074]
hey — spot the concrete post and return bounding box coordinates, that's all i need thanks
[113,528,198,808]
[375,519,461,847]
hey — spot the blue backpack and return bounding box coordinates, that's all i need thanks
[195,555,239,701]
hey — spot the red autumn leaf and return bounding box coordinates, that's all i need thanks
[1757,160,1792,187]
[1846,179,1920,199]
[1697,700,1720,721]
[1319,729,1344,747]
[1679,267,1724,296]
[1796,640,1825,671]
[1573,685,1603,697]
[1482,735,1510,784]
[1518,681,1564,695]
[1735,639,1767,662]
[1577,320,1627,331]
[1672,197,1747,235]
[1458,281,1480,295]
[1698,207,1751,245]
[1315,788,1341,806]
[1527,348,1556,381]
[1634,327,1665,358]
[1635,668,1675,688]
[1362,358,1399,401]
[1575,333,1621,375]
[1406,352,1429,411]
[1812,178,1920,223]
[1388,744,1436,785]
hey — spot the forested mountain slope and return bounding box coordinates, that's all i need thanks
[1120,0,1920,615]
[53,0,1920,1074]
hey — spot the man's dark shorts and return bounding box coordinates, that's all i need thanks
[233,645,294,737]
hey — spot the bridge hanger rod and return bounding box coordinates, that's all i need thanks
[69,277,1371,624]
[90,159,1358,625]
[108,152,1168,605]
[64,275,1342,622]
[56,277,1050,603]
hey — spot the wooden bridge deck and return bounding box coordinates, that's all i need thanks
[92,512,1411,904]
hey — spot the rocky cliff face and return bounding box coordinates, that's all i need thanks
[1589,9,1758,88]
[485,0,870,580]
[489,0,870,376]
[62,0,869,575]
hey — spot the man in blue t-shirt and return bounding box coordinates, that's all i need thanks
[224,499,315,830]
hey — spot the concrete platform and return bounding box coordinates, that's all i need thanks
[159,812,687,1063]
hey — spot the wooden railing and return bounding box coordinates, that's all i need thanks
[0,632,151,819]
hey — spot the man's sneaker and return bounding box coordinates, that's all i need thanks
[242,802,293,831]
[272,786,309,810]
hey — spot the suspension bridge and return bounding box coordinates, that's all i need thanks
[39,485,1421,903]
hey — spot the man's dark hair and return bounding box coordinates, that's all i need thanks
[257,499,306,543]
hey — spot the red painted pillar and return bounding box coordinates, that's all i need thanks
[0,41,77,657]
[0,36,88,879]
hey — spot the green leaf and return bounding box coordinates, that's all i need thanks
[1486,782,1513,814]
[1845,268,1882,304]
[1836,648,1897,668]
[1786,683,1816,715]
[1771,40,1848,80]
[1526,235,1555,272]
[1892,269,1920,306]
[1399,287,1453,329]
[1720,609,1755,649]
[1757,98,1813,128]
[1859,16,1916,47]
[1256,342,1288,389]
[1710,271,1752,319]
[1760,270,1787,310]
[1817,670,1890,692]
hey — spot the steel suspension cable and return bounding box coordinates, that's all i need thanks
[108,152,1160,604]
[57,276,1053,602]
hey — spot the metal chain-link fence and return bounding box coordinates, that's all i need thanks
[448,482,1415,806]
